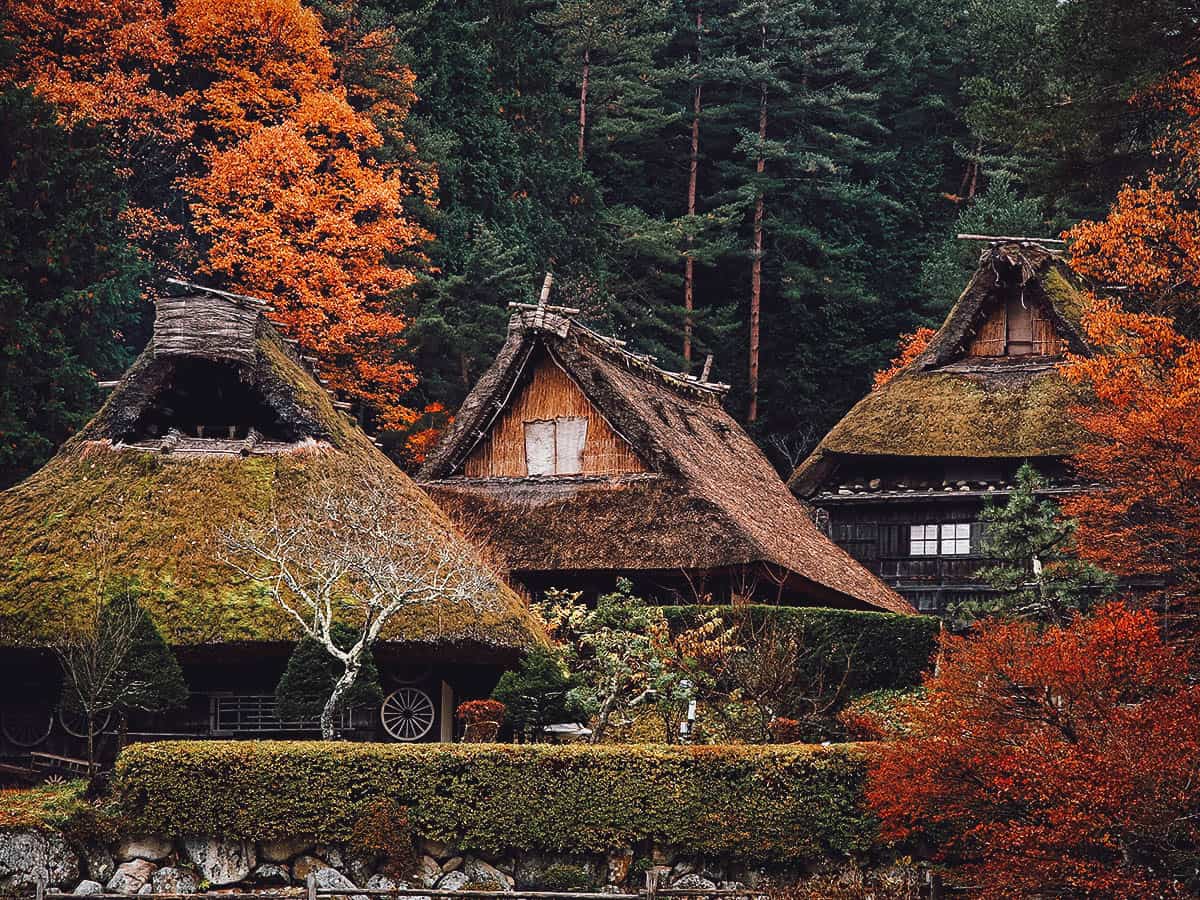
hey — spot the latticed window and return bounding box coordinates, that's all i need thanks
[910,523,973,556]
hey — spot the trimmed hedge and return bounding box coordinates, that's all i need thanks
[114,741,873,861]
[658,605,938,694]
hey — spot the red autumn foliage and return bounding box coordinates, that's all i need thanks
[4,0,433,428]
[1060,300,1200,610]
[766,716,802,743]
[872,327,935,390]
[867,604,1200,898]
[1062,66,1200,612]
[456,699,505,743]
[455,699,506,726]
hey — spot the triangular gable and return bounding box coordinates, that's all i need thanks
[912,243,1090,371]
[464,351,647,478]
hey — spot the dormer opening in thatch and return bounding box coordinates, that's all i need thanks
[788,242,1093,617]
[121,357,298,445]
[0,281,545,756]
[419,302,911,615]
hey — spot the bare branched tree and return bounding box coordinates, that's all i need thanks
[222,474,497,739]
[55,585,147,774]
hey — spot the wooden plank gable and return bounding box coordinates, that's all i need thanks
[967,294,1069,358]
[464,356,646,477]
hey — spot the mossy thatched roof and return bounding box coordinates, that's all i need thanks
[790,243,1092,496]
[421,310,912,615]
[0,291,544,656]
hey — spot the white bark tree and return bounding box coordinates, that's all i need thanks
[222,475,497,740]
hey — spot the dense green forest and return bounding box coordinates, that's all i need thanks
[1,0,1190,486]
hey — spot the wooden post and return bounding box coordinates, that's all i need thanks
[308,871,318,900]
[240,428,262,457]
[700,354,713,382]
[538,272,554,307]
[644,866,670,900]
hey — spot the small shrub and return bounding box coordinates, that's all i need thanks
[347,797,417,873]
[534,864,595,892]
[457,700,505,742]
[838,689,926,741]
[768,717,803,743]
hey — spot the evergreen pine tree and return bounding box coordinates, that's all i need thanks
[276,622,384,724]
[950,463,1115,628]
[0,85,146,488]
[491,646,583,742]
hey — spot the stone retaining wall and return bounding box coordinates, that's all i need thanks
[0,831,917,898]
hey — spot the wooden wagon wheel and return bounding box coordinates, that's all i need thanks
[1,708,53,748]
[58,706,112,740]
[380,687,435,741]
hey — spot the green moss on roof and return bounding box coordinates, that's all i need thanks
[819,367,1088,460]
[0,323,544,654]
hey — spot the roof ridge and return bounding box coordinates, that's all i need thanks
[509,309,731,402]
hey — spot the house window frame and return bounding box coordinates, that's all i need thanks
[909,522,975,557]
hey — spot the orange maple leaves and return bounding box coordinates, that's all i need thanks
[5,0,434,429]
[1062,63,1200,605]
[868,604,1200,898]
[872,326,935,390]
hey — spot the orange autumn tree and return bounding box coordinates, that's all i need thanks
[5,0,434,429]
[1063,63,1200,608]
[868,604,1200,898]
[1060,301,1200,608]
[872,327,935,390]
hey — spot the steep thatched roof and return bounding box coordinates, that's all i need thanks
[790,243,1092,496]
[419,309,912,615]
[0,286,544,656]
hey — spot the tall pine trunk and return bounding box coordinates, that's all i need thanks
[578,48,591,160]
[748,76,766,422]
[683,10,703,363]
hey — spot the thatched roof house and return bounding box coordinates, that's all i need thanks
[418,303,911,614]
[0,284,542,746]
[787,242,1092,613]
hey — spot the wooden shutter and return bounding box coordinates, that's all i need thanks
[523,420,555,475]
[1005,294,1034,355]
[554,417,588,475]
[969,306,1007,356]
[1031,304,1064,355]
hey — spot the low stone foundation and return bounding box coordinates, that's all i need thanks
[0,831,918,897]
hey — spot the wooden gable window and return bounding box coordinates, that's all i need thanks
[968,294,1067,358]
[524,416,588,476]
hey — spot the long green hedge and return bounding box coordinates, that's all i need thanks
[114,741,873,861]
[659,605,938,695]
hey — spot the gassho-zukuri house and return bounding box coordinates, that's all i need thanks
[789,241,1093,615]
[0,283,545,757]
[417,298,911,615]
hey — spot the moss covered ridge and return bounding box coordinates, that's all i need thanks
[0,322,544,653]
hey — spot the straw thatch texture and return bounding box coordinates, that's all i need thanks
[0,297,543,655]
[789,243,1092,496]
[419,312,911,614]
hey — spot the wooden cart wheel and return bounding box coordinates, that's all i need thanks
[1,708,53,747]
[58,706,112,740]
[380,687,435,741]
